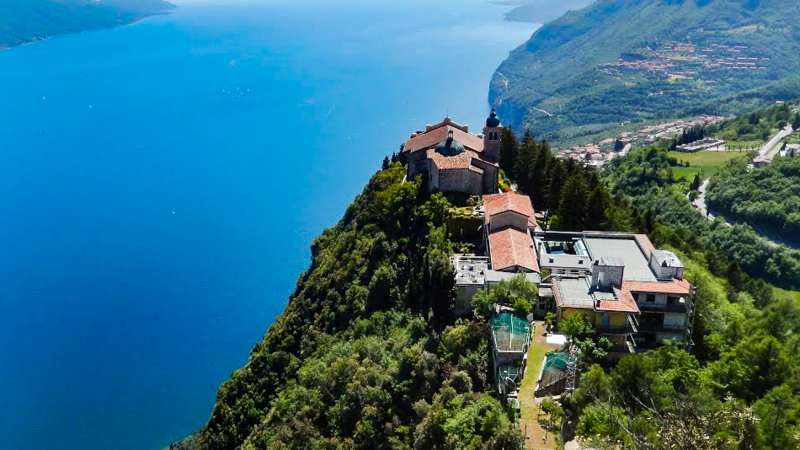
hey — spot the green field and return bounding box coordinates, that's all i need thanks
[669,150,749,182]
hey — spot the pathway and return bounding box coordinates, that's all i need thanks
[519,321,561,450]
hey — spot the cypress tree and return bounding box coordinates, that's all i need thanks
[557,175,590,231]
[514,131,536,195]
[532,140,552,209]
[499,127,518,177]
[546,162,566,214]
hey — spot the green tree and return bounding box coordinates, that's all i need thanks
[754,384,800,450]
[555,175,590,231]
[472,274,538,318]
[499,127,518,176]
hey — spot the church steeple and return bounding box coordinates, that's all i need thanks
[483,109,502,162]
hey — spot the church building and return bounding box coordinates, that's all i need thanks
[401,110,503,195]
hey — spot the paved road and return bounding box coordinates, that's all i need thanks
[755,124,794,164]
[692,179,712,218]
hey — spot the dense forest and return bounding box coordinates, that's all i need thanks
[707,157,800,240]
[499,128,634,232]
[0,0,173,48]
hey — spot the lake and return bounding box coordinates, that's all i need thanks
[0,1,537,449]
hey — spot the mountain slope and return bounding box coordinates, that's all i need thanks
[505,0,594,23]
[0,0,174,49]
[174,164,522,450]
[491,0,800,144]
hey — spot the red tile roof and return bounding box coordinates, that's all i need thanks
[403,121,484,154]
[427,149,484,173]
[605,288,641,313]
[483,192,537,228]
[488,227,539,273]
[622,279,692,296]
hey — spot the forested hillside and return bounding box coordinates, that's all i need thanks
[491,0,800,144]
[0,0,173,49]
[707,157,800,241]
[175,164,523,449]
[603,147,800,288]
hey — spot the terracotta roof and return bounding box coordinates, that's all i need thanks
[622,279,692,296]
[488,227,539,273]
[403,122,484,154]
[603,288,640,313]
[427,149,484,173]
[483,192,537,228]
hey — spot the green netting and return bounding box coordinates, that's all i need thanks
[544,352,569,371]
[491,313,531,352]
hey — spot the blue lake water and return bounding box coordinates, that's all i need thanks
[0,1,536,449]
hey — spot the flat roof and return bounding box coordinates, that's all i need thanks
[555,277,594,309]
[552,277,640,313]
[583,237,656,282]
[452,255,488,286]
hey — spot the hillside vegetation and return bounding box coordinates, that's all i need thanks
[707,157,800,241]
[179,164,522,449]
[0,0,174,49]
[603,147,800,288]
[491,0,800,144]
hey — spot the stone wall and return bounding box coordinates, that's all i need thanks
[438,169,483,195]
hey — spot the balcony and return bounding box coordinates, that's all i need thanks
[596,315,639,335]
[638,301,692,313]
[637,322,687,333]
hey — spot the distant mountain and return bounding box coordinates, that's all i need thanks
[504,0,594,24]
[0,0,174,49]
[491,0,800,144]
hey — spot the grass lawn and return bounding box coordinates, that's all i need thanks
[669,150,748,181]
[518,323,561,450]
[519,337,551,420]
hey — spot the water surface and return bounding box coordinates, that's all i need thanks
[0,1,536,449]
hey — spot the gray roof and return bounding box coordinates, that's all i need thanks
[584,237,656,282]
[598,256,625,267]
[555,277,594,308]
[651,250,683,268]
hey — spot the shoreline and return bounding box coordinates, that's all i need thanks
[0,10,174,54]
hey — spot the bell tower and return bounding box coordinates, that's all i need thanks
[483,109,502,162]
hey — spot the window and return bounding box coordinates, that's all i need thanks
[646,294,656,303]
[667,296,679,305]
